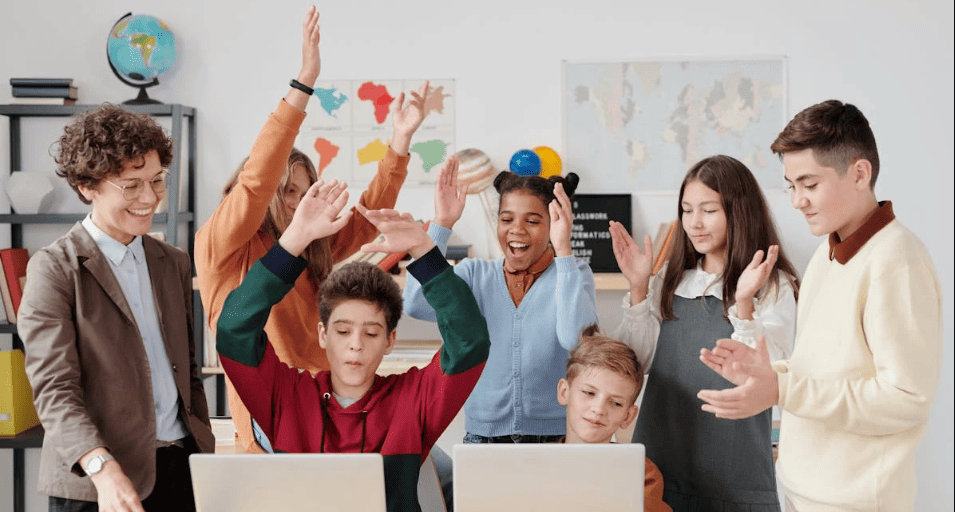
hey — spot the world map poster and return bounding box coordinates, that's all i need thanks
[299,78,455,187]
[563,59,785,193]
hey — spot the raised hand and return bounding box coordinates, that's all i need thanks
[609,220,653,303]
[357,206,435,259]
[697,336,778,419]
[433,156,468,229]
[389,81,431,155]
[286,6,321,112]
[548,182,574,257]
[279,179,351,256]
[734,245,779,319]
[299,5,321,84]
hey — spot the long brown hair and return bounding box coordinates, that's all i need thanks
[660,155,800,320]
[223,147,333,287]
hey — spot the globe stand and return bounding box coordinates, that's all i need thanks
[125,85,162,105]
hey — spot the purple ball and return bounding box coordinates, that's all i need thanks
[509,149,542,176]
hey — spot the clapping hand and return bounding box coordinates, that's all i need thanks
[433,156,468,229]
[357,206,435,260]
[279,179,351,256]
[549,182,574,257]
[697,335,778,419]
[734,245,779,319]
[609,221,653,303]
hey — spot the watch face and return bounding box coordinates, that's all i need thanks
[87,455,106,475]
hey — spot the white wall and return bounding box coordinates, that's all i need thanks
[2,1,952,510]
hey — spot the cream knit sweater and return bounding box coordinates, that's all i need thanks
[774,219,942,511]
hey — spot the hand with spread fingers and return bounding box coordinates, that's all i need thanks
[548,182,574,257]
[433,156,468,229]
[609,221,654,305]
[357,205,435,259]
[390,81,431,155]
[734,245,779,320]
[697,335,778,419]
[279,179,351,256]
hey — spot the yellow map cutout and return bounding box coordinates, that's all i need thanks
[357,139,389,165]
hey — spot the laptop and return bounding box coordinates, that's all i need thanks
[190,453,386,512]
[453,443,645,512]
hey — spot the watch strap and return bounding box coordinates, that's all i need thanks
[289,79,314,96]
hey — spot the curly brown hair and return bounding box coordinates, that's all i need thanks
[319,261,403,335]
[53,104,173,204]
[770,99,880,188]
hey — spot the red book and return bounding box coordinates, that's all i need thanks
[0,248,30,316]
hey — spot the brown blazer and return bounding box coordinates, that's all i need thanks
[19,223,214,502]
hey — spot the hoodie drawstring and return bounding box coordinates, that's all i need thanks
[320,393,332,453]
[360,411,368,453]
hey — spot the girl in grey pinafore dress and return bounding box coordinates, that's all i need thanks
[610,156,800,512]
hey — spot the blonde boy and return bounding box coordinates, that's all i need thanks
[557,326,671,512]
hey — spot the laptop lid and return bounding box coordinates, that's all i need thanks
[189,453,386,512]
[453,443,645,512]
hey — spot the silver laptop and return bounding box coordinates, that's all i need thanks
[453,444,645,512]
[190,453,386,512]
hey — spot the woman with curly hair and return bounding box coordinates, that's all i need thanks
[19,102,215,511]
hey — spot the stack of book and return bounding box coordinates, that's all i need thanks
[10,78,78,105]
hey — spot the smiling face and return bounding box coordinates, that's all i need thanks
[681,180,728,273]
[783,149,872,239]
[558,367,638,444]
[497,190,551,271]
[318,299,396,400]
[80,150,165,245]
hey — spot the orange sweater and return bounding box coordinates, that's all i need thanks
[645,456,672,512]
[195,99,408,450]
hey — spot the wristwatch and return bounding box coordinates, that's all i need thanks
[84,454,115,476]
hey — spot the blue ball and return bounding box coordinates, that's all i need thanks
[509,149,542,176]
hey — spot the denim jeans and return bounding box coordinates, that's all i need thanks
[463,432,563,444]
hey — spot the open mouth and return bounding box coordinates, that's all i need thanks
[507,241,530,256]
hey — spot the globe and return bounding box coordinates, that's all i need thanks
[107,13,177,104]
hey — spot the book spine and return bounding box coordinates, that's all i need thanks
[11,86,78,99]
[0,248,30,316]
[10,78,74,87]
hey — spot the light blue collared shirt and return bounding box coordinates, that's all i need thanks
[81,215,188,442]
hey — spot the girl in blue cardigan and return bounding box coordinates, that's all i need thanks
[403,157,598,442]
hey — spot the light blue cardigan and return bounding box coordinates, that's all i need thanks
[403,224,598,436]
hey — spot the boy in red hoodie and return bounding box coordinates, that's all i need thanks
[216,177,489,512]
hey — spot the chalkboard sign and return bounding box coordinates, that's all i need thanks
[570,194,631,273]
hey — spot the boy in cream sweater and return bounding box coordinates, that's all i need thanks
[697,100,942,511]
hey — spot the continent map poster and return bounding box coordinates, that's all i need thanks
[563,59,786,193]
[299,79,455,187]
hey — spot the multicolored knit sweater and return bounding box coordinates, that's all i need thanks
[218,244,490,512]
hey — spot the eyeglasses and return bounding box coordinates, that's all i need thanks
[104,171,169,201]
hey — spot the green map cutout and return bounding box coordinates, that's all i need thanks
[410,140,449,172]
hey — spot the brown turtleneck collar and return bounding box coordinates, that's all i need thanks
[828,201,895,265]
[503,246,555,307]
